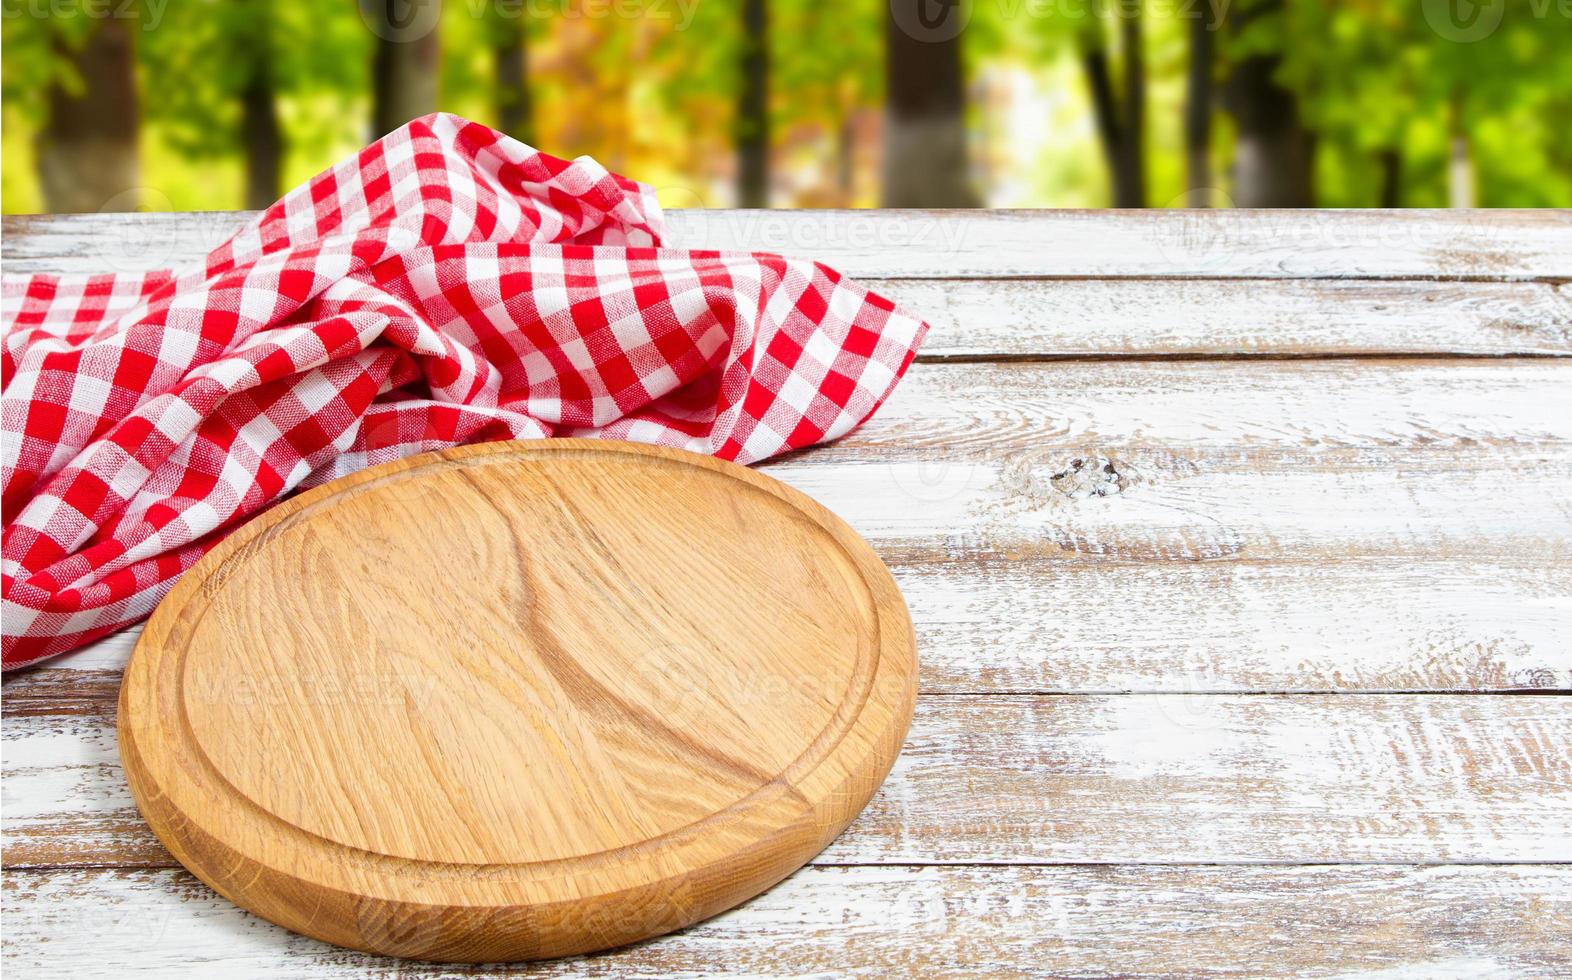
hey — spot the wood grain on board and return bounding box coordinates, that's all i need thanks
[114,441,916,961]
[10,694,1571,869]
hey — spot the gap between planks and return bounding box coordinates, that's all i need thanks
[916,351,1572,365]
[6,667,1569,704]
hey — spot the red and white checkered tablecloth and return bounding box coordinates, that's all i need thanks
[1,114,928,669]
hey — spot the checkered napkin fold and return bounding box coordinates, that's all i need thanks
[1,113,928,669]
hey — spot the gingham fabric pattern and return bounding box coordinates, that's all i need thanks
[1,114,927,669]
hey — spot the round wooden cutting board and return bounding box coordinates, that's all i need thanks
[118,439,917,962]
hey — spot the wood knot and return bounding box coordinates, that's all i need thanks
[1049,457,1124,498]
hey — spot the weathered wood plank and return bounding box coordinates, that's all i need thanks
[890,556,1569,694]
[4,359,1569,694]
[7,694,1570,868]
[678,209,1572,280]
[5,209,1570,280]
[762,359,1572,563]
[4,864,1570,978]
[769,460,1572,561]
[882,277,1572,358]
[841,358,1572,460]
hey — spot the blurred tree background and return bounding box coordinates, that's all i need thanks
[2,0,1568,212]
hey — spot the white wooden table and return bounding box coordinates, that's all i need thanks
[4,209,1571,977]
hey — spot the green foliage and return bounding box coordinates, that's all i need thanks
[771,0,882,120]
[439,1,496,125]
[1,0,1569,210]
[138,0,368,158]
[1268,0,1572,205]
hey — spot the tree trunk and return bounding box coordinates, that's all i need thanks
[1447,90,1474,208]
[241,45,284,211]
[1183,0,1214,205]
[736,0,769,208]
[1081,42,1124,201]
[36,18,140,213]
[1116,8,1146,208]
[1220,0,1314,207]
[837,111,856,206]
[370,0,440,139]
[1377,148,1401,208]
[1078,7,1146,208]
[493,13,532,144]
[881,0,978,207]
